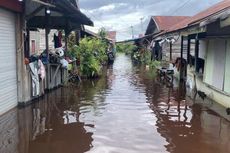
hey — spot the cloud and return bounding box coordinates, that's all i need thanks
[79,0,222,41]
[82,3,128,14]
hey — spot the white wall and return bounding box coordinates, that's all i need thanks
[199,40,206,59]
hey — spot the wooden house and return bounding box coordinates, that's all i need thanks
[158,0,230,108]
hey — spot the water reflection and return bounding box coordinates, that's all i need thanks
[17,71,111,153]
[0,54,230,153]
[134,66,230,153]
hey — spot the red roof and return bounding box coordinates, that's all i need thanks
[152,16,190,31]
[189,0,230,25]
[167,0,230,33]
[107,31,117,42]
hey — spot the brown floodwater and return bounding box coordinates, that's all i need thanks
[1,54,230,153]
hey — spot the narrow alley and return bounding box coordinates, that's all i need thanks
[1,54,230,153]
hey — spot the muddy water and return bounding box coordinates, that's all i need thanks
[1,54,230,153]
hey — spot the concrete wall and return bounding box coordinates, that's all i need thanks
[16,14,31,103]
[225,40,230,93]
[186,38,230,108]
[186,37,230,108]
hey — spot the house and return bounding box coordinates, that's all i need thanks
[0,0,23,115]
[0,0,93,115]
[107,31,117,43]
[145,16,190,61]
[145,16,190,35]
[158,0,230,108]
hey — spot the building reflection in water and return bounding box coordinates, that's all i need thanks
[16,68,111,153]
[134,67,230,153]
[17,88,93,153]
[0,60,230,153]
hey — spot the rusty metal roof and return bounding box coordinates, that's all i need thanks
[107,31,117,42]
[166,0,230,33]
[189,0,230,25]
[152,16,190,31]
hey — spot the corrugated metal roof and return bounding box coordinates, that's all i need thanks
[189,0,230,25]
[152,16,190,31]
[167,0,230,33]
[107,31,116,42]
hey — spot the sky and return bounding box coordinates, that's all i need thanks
[79,0,222,41]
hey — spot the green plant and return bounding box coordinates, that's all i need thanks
[116,42,137,55]
[71,37,109,78]
[98,27,107,39]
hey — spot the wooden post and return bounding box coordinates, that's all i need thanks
[45,8,50,61]
[170,42,172,61]
[75,30,81,45]
[187,38,191,64]
[180,36,184,81]
[195,38,199,73]
[180,36,184,59]
[65,33,68,51]
[25,28,30,58]
[186,38,191,77]
[45,8,51,89]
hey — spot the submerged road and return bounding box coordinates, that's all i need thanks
[1,54,230,153]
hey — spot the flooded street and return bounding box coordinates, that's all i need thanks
[1,54,230,153]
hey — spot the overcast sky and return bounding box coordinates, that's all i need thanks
[79,0,222,41]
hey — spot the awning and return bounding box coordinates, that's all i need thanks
[26,0,93,33]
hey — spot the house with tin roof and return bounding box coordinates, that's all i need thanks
[145,16,190,61]
[156,0,230,109]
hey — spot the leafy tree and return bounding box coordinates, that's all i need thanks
[98,27,107,39]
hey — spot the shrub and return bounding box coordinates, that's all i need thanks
[70,37,109,78]
[116,42,137,55]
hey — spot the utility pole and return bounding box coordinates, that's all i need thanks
[140,17,144,32]
[131,26,134,39]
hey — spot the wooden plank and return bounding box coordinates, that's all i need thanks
[180,36,184,80]
[50,65,61,88]
[170,42,172,61]
[187,38,191,65]
[25,6,45,20]
[195,39,199,72]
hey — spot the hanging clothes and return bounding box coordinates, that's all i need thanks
[58,31,62,48]
[38,59,46,80]
[29,62,40,97]
[38,59,46,95]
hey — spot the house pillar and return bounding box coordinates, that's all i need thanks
[45,8,51,90]
[45,8,50,60]
[195,38,199,73]
[180,36,184,81]
[24,28,30,58]
[16,14,26,103]
[65,29,68,51]
[170,42,172,61]
[75,30,81,45]
[187,38,191,64]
